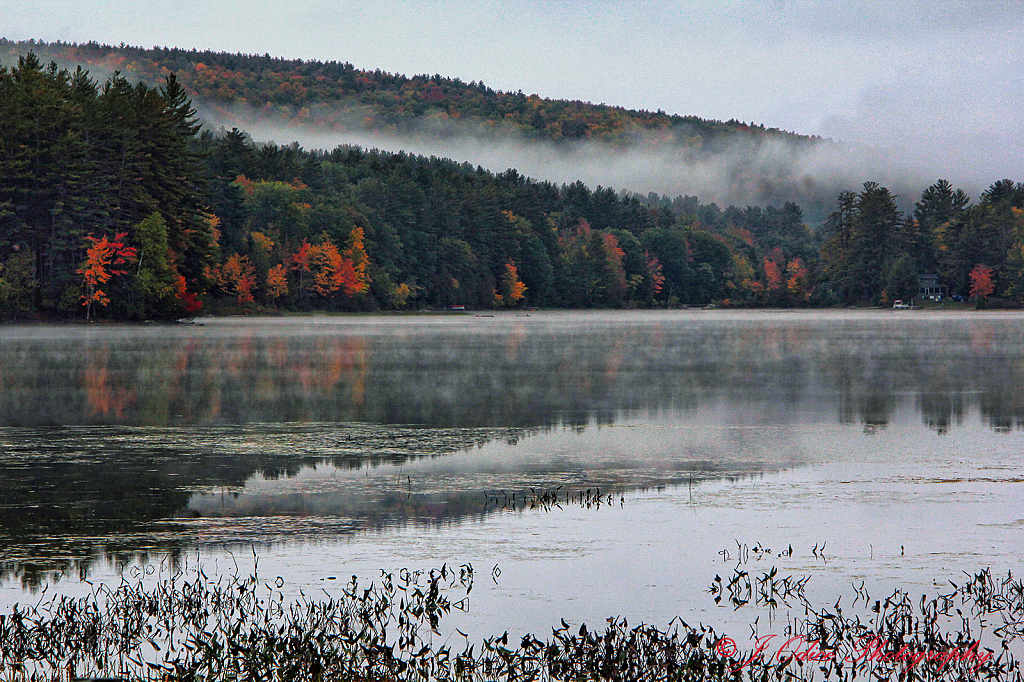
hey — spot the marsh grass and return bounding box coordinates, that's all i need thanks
[483,486,623,513]
[708,565,1023,681]
[1,561,1022,681]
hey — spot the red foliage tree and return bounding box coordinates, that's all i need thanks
[646,252,665,295]
[969,264,995,300]
[173,275,203,315]
[287,240,313,298]
[764,259,783,291]
[78,233,138,319]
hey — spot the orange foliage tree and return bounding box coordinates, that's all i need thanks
[646,252,665,296]
[338,226,370,296]
[289,228,370,300]
[266,264,289,301]
[969,264,995,300]
[207,254,257,304]
[494,260,528,307]
[786,258,809,296]
[309,240,348,297]
[78,233,138,319]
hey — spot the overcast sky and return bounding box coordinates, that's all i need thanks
[5,0,1024,193]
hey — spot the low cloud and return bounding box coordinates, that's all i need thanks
[205,99,999,220]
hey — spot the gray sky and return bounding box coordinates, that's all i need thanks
[5,0,1024,193]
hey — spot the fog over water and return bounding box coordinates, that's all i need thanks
[2,310,1024,631]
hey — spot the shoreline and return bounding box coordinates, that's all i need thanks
[3,301,1018,326]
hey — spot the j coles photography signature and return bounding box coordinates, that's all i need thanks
[716,633,993,673]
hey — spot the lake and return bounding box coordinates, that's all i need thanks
[1,310,1023,647]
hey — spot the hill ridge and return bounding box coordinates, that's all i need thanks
[0,37,820,151]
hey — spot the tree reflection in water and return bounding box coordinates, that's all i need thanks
[3,311,1024,586]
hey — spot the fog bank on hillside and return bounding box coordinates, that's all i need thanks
[204,101,992,219]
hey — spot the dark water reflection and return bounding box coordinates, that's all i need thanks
[2,310,1024,586]
[0,423,530,587]
[2,311,1024,431]
[4,311,1024,430]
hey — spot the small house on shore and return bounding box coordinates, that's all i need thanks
[918,274,945,300]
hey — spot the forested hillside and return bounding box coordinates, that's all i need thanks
[0,39,815,151]
[2,50,1023,321]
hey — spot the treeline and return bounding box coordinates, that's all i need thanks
[0,53,214,320]
[188,129,816,312]
[2,53,1024,320]
[0,38,815,150]
[820,180,1024,305]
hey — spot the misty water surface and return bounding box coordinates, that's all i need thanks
[1,310,1023,639]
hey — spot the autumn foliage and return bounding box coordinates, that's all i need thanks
[288,228,369,300]
[494,261,528,307]
[207,255,257,304]
[78,233,137,318]
[969,264,995,300]
[10,42,1024,318]
[266,264,289,300]
[786,258,809,295]
[764,259,783,291]
[4,40,810,153]
[646,253,665,295]
[173,275,203,314]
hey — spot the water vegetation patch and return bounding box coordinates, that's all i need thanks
[1,559,1022,681]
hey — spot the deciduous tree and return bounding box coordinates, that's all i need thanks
[969,264,995,301]
[495,260,528,307]
[78,233,137,319]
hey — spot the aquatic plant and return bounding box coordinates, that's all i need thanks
[483,486,624,513]
[1,562,1021,681]
[708,565,811,610]
[709,565,1024,681]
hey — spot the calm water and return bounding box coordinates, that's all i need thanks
[1,310,1023,642]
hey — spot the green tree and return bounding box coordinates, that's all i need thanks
[640,228,693,305]
[0,250,36,318]
[914,179,969,272]
[556,220,602,307]
[128,212,178,319]
[821,184,906,304]
[881,254,919,303]
[819,190,856,302]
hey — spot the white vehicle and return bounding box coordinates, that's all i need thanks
[893,300,911,309]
